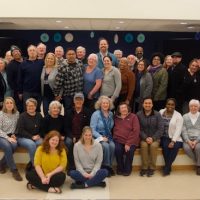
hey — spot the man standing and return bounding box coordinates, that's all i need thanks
[54,46,65,69]
[6,45,23,112]
[96,38,118,69]
[18,45,44,111]
[53,48,83,112]
[36,43,46,60]
[76,46,87,65]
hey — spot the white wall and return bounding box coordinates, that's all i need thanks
[1,0,200,20]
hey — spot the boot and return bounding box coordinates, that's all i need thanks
[12,169,23,181]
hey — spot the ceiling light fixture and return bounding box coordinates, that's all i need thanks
[64,26,69,29]
[187,26,194,29]
[180,22,187,25]
[115,27,120,29]
[119,21,124,24]
[56,20,62,23]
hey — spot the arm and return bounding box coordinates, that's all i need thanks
[90,143,103,177]
[152,113,164,141]
[126,71,135,102]
[181,116,190,142]
[53,67,65,97]
[0,113,9,139]
[112,68,122,101]
[136,112,148,140]
[143,73,153,98]
[89,79,102,98]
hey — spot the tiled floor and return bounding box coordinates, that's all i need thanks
[1,169,200,200]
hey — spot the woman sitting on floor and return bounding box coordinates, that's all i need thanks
[26,130,67,193]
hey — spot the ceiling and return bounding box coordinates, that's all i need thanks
[0,18,200,32]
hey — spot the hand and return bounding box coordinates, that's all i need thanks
[168,141,175,148]
[61,136,65,141]
[7,137,17,143]
[73,137,76,143]
[18,94,23,101]
[45,173,52,183]
[125,100,130,105]
[84,173,92,179]
[41,176,48,184]
[146,137,153,144]
[55,95,62,101]
[32,135,40,141]
[87,93,93,100]
[102,137,108,142]
[11,134,16,140]
[125,144,130,152]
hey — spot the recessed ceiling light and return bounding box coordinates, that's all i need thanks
[56,20,62,23]
[115,27,120,29]
[187,26,194,29]
[64,26,69,29]
[180,22,187,25]
[119,21,124,24]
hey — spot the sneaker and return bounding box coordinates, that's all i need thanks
[140,169,147,176]
[96,181,106,188]
[0,164,6,174]
[147,169,154,177]
[123,172,131,176]
[70,183,85,189]
[12,169,23,181]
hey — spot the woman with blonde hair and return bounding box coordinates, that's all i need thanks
[0,97,22,181]
[41,53,59,116]
[26,130,67,193]
[90,96,115,176]
[69,126,108,189]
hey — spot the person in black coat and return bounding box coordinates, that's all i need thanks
[0,73,6,109]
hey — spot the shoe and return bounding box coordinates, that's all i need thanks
[196,166,200,175]
[109,167,115,176]
[48,187,62,193]
[96,181,106,188]
[147,169,154,177]
[70,183,85,189]
[0,164,6,174]
[162,167,170,176]
[26,182,36,190]
[123,172,131,176]
[116,170,123,175]
[12,169,23,181]
[139,169,147,176]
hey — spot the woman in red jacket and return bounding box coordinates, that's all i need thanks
[113,102,140,176]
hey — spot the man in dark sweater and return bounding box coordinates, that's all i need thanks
[18,45,44,111]
[6,45,23,112]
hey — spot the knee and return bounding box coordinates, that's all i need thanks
[101,142,109,150]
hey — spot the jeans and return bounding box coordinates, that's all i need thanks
[42,96,54,116]
[23,92,42,112]
[100,140,115,167]
[0,137,17,171]
[114,141,136,174]
[63,96,73,114]
[65,137,75,170]
[26,169,66,192]
[69,169,108,187]
[161,137,182,172]
[17,138,43,165]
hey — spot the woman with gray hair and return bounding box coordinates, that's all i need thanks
[182,99,200,175]
[90,96,115,176]
[83,53,103,111]
[17,98,43,169]
[42,101,66,139]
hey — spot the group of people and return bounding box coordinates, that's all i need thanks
[0,38,200,193]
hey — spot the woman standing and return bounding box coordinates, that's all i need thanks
[26,131,67,193]
[133,59,153,112]
[100,56,121,103]
[163,55,173,70]
[90,96,115,176]
[41,53,59,116]
[113,102,140,176]
[159,98,183,176]
[83,53,103,111]
[69,126,108,189]
[0,97,22,181]
[17,98,43,167]
[137,97,164,177]
[148,53,168,111]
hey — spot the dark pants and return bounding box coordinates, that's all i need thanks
[63,96,73,114]
[26,169,66,192]
[84,98,97,113]
[153,100,166,112]
[23,92,42,112]
[161,137,182,172]
[114,141,136,174]
[42,96,55,116]
[65,137,75,171]
[69,169,108,187]
[14,91,23,113]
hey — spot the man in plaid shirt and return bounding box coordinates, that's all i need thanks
[53,48,83,112]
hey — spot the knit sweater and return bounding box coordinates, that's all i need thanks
[113,113,140,146]
[0,111,19,139]
[182,112,200,142]
[73,141,103,176]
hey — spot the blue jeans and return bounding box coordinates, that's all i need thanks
[69,169,108,187]
[0,137,17,171]
[17,138,43,164]
[100,141,115,167]
[161,137,183,172]
[114,141,136,174]
[42,96,54,116]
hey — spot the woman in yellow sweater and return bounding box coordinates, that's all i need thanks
[25,130,67,193]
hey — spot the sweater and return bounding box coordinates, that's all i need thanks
[73,141,103,176]
[137,110,164,141]
[159,109,183,142]
[100,66,121,101]
[120,69,135,102]
[113,113,140,146]
[0,111,19,139]
[182,112,200,142]
[17,112,43,139]
[34,146,67,175]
